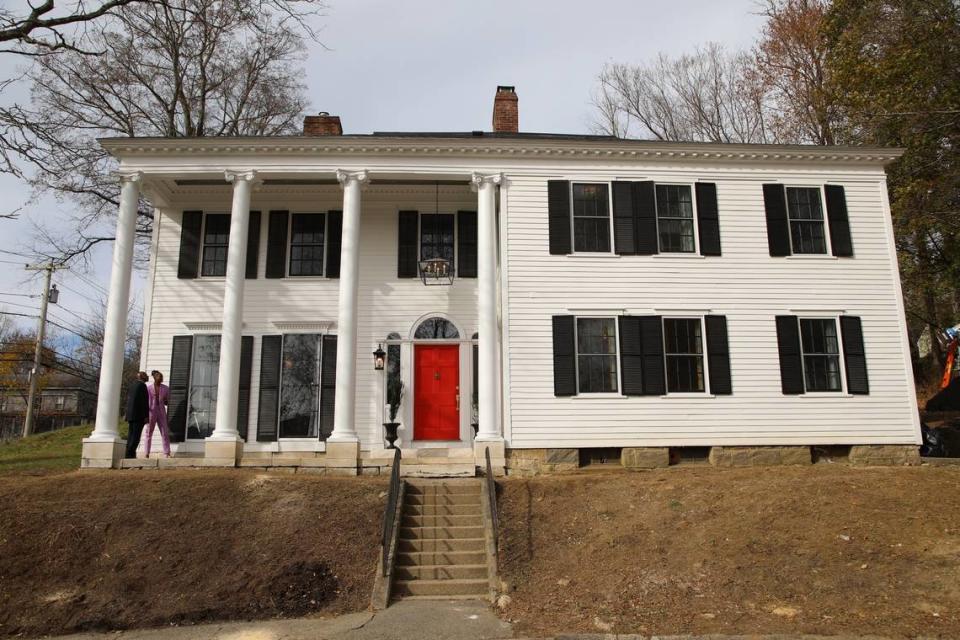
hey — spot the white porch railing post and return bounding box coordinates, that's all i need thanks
[472,172,503,446]
[81,171,141,468]
[205,169,257,465]
[327,169,368,469]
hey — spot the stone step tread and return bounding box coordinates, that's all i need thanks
[391,595,487,601]
[406,485,482,495]
[394,565,489,580]
[392,578,489,597]
[397,538,486,551]
[401,515,483,524]
[404,495,482,505]
[395,551,487,566]
[403,504,483,515]
[399,527,485,540]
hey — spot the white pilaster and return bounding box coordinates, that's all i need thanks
[82,171,141,468]
[328,169,369,453]
[205,169,257,465]
[472,172,503,445]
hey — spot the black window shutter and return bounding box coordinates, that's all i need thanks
[763,184,791,257]
[319,335,337,440]
[167,335,193,442]
[825,184,853,257]
[457,210,478,278]
[618,316,644,395]
[547,180,572,255]
[705,315,732,395]
[775,316,804,394]
[552,315,576,396]
[639,316,665,395]
[326,210,343,278]
[237,336,253,438]
[840,316,869,394]
[398,210,419,278]
[177,211,203,279]
[611,182,636,255]
[696,183,721,256]
[265,211,289,279]
[257,335,282,441]
[634,181,659,256]
[246,211,261,279]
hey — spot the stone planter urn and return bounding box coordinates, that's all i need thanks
[383,422,401,449]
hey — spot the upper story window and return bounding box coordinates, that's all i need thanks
[663,318,705,393]
[572,183,611,253]
[289,213,326,276]
[656,185,696,253]
[787,187,827,254]
[201,214,230,277]
[420,213,455,270]
[576,317,618,393]
[800,318,842,392]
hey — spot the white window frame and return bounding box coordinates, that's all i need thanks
[796,315,847,394]
[654,183,700,254]
[199,211,231,278]
[784,185,832,256]
[573,315,622,396]
[418,212,460,278]
[286,212,328,278]
[186,333,221,441]
[277,332,325,441]
[569,182,615,255]
[661,315,710,395]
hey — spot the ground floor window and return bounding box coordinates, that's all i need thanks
[663,318,705,393]
[187,335,221,439]
[279,333,322,438]
[800,318,842,392]
[576,317,618,393]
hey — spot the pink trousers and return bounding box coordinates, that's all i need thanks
[145,411,171,456]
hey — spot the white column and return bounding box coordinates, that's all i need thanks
[90,172,142,442]
[328,169,369,444]
[472,172,503,442]
[207,170,256,457]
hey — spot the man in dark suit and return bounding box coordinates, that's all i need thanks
[124,372,150,459]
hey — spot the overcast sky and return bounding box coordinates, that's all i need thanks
[0,0,764,342]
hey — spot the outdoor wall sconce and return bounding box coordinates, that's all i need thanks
[373,344,386,370]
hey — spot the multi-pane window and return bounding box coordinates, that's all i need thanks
[187,335,221,439]
[800,319,842,392]
[656,185,696,253]
[279,334,322,438]
[576,318,618,393]
[572,183,611,252]
[201,214,230,276]
[420,214,455,270]
[664,318,705,393]
[787,187,827,254]
[289,214,325,276]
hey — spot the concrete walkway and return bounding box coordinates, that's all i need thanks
[56,600,513,640]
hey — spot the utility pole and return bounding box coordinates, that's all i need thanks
[22,264,59,438]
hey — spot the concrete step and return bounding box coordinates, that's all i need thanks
[406,483,481,495]
[392,578,489,598]
[394,564,488,580]
[395,550,487,566]
[401,514,482,528]
[400,464,476,478]
[399,526,485,540]
[403,503,482,516]
[405,494,481,506]
[397,537,486,552]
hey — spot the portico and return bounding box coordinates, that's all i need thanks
[80,164,507,473]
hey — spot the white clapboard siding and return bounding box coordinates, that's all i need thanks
[502,165,920,448]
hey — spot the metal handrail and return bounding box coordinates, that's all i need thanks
[485,447,499,550]
[381,447,402,577]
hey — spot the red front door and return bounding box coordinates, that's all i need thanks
[414,345,460,440]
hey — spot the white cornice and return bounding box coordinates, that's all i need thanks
[98,136,905,166]
[272,320,334,332]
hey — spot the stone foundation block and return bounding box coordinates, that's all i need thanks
[80,438,126,469]
[621,447,670,469]
[849,445,920,466]
[545,448,578,465]
[297,467,326,475]
[709,446,812,467]
[203,437,242,466]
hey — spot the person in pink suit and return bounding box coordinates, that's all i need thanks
[145,370,171,458]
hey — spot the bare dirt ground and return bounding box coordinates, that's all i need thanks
[0,470,386,637]
[497,464,960,639]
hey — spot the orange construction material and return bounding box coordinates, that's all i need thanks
[941,337,958,390]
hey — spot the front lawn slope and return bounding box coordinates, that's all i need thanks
[0,471,385,637]
[498,465,960,638]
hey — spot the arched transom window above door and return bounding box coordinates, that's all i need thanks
[414,316,460,340]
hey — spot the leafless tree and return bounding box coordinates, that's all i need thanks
[0,0,145,55]
[592,43,774,143]
[1,0,324,264]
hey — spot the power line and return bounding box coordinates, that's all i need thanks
[0,292,40,299]
[0,249,32,259]
[0,310,38,320]
[45,318,104,348]
[0,300,40,313]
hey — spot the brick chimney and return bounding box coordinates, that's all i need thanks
[492,86,518,133]
[303,112,343,136]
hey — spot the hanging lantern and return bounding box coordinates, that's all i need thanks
[373,344,386,370]
[418,257,454,286]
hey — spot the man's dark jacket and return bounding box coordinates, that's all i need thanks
[125,380,149,423]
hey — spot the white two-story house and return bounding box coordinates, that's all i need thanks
[80,86,921,474]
